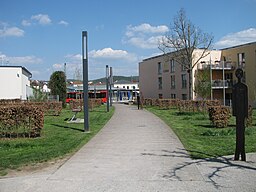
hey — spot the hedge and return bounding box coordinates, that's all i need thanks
[0,104,44,138]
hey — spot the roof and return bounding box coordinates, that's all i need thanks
[114,80,137,84]
[0,65,32,77]
[221,41,256,50]
[141,48,207,62]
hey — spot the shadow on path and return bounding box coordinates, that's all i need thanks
[142,148,256,189]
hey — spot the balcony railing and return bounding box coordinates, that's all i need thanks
[211,79,234,89]
[197,61,236,70]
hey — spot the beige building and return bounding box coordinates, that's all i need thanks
[139,42,256,107]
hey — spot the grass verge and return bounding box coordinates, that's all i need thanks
[0,105,114,176]
[146,107,256,159]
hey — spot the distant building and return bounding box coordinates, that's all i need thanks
[66,79,139,101]
[0,66,33,100]
[112,80,139,101]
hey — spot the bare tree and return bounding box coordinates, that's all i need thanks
[74,66,82,81]
[159,8,214,100]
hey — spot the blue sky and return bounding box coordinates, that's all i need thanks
[1,0,256,80]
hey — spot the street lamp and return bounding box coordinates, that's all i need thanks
[106,65,110,112]
[82,31,89,132]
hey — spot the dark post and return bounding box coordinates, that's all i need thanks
[94,84,96,99]
[137,94,140,110]
[106,65,109,112]
[109,67,113,107]
[232,68,248,161]
[82,31,89,132]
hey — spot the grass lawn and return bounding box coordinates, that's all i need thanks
[0,105,114,176]
[147,107,256,159]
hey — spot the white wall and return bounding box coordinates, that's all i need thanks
[113,82,139,90]
[0,67,31,100]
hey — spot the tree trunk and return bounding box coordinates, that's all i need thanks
[188,69,193,100]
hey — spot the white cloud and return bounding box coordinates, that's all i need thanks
[2,54,43,65]
[65,54,82,62]
[53,63,63,69]
[63,48,139,80]
[89,48,138,63]
[127,35,164,49]
[21,19,31,26]
[31,14,52,25]
[124,23,168,49]
[126,23,168,37]
[215,28,256,49]
[89,48,127,59]
[58,20,69,26]
[0,26,24,37]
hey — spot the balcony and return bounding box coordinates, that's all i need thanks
[197,61,236,70]
[212,79,234,89]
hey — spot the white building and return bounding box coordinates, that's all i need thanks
[0,66,33,100]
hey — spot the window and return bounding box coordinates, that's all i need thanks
[237,53,245,68]
[181,64,186,71]
[158,77,162,90]
[170,59,175,73]
[127,86,129,89]
[181,57,186,71]
[182,94,187,100]
[171,75,175,89]
[158,62,162,74]
[132,86,135,89]
[158,94,163,99]
[237,53,246,82]
[171,94,176,99]
[181,74,187,88]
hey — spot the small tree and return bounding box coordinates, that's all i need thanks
[74,66,82,81]
[48,71,66,107]
[159,8,214,100]
[194,68,211,100]
[29,87,48,102]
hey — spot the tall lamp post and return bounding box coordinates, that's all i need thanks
[82,31,89,132]
[106,65,110,112]
[109,67,113,107]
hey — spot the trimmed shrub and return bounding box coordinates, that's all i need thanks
[208,106,231,128]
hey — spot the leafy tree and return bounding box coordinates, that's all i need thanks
[194,68,211,100]
[29,87,48,102]
[48,71,66,107]
[159,8,213,99]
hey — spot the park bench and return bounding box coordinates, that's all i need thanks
[69,108,82,122]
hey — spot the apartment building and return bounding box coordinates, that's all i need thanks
[139,42,256,107]
[139,49,221,100]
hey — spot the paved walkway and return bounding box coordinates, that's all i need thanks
[0,104,256,192]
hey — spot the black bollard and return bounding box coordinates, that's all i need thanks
[137,95,140,110]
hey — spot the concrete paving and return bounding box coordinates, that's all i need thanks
[0,104,256,192]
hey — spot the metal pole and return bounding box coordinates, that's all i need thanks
[106,65,109,112]
[94,84,96,99]
[109,67,113,107]
[82,31,89,132]
[210,57,213,100]
[223,61,226,106]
